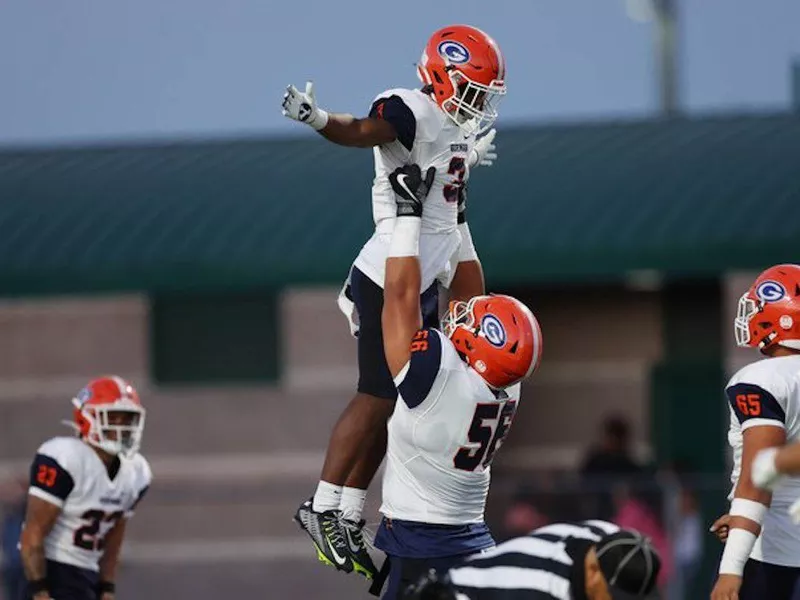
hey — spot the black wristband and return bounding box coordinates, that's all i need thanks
[28,579,48,595]
[99,580,116,594]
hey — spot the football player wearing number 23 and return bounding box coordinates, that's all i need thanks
[283,25,506,580]
[711,264,800,600]
[19,377,151,600]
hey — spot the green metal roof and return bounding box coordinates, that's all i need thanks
[0,112,799,295]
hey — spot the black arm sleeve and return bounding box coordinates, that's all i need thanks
[726,382,786,426]
[29,454,75,502]
[396,328,442,408]
[369,95,416,151]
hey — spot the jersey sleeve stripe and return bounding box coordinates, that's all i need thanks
[741,418,786,431]
[28,486,65,508]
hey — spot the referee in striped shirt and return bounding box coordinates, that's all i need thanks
[403,520,661,600]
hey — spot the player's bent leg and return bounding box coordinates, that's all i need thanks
[337,407,389,579]
[317,266,398,490]
[296,393,390,575]
[311,394,389,578]
[341,397,392,489]
[318,393,394,486]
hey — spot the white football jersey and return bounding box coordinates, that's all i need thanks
[380,328,522,524]
[27,436,152,571]
[352,87,476,291]
[726,355,800,566]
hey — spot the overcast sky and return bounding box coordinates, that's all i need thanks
[1,0,798,144]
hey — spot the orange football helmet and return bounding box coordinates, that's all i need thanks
[417,24,506,135]
[442,294,542,389]
[69,376,145,458]
[735,264,800,352]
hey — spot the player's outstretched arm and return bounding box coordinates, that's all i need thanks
[382,164,436,378]
[20,496,61,599]
[281,81,396,148]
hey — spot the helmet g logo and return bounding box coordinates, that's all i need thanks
[481,314,506,347]
[437,40,470,65]
[756,280,786,303]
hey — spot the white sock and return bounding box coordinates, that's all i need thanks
[339,486,368,522]
[313,480,342,513]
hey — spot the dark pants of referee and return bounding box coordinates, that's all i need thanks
[739,558,800,600]
[20,560,99,600]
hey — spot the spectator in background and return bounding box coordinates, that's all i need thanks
[580,415,644,519]
[0,477,26,600]
[502,496,550,540]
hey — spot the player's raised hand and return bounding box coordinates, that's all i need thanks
[389,164,437,218]
[281,81,329,130]
[469,128,497,168]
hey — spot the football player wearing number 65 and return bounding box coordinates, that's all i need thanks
[19,377,151,600]
[370,163,543,599]
[710,264,800,600]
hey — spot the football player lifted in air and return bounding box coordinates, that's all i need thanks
[282,25,506,578]
[19,377,151,600]
[709,264,800,600]
[369,162,542,599]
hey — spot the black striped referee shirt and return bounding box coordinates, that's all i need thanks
[448,520,620,600]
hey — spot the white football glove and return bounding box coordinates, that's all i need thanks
[281,81,329,131]
[469,128,497,168]
[751,447,781,491]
